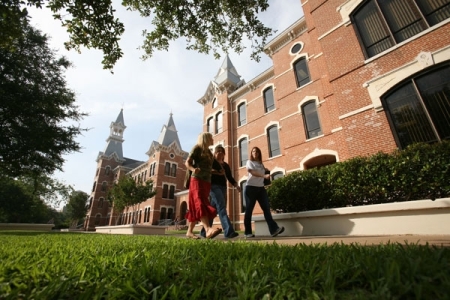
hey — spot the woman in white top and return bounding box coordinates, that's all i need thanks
[244,146,284,238]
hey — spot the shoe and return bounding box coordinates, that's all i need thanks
[271,226,285,237]
[226,232,239,238]
[244,234,255,238]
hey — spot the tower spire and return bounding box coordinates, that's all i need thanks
[103,109,126,160]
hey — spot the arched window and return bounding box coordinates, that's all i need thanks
[94,214,101,226]
[98,197,104,208]
[239,138,248,167]
[207,117,214,133]
[272,171,284,181]
[267,125,281,157]
[382,63,450,149]
[294,57,311,88]
[212,98,217,108]
[105,166,110,175]
[92,182,96,192]
[215,112,223,134]
[263,87,275,113]
[302,101,322,139]
[352,0,449,58]
[101,181,107,192]
[238,103,247,126]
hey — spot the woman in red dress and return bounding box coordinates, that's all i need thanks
[185,132,221,239]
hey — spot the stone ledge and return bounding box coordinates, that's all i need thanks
[0,223,54,231]
[95,224,167,235]
[253,197,450,236]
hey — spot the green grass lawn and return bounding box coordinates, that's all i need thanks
[0,231,449,299]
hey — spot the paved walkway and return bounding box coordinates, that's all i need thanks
[178,234,450,247]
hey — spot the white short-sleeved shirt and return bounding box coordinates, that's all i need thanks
[246,160,265,187]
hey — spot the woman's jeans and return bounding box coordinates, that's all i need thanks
[244,185,279,235]
[200,184,236,237]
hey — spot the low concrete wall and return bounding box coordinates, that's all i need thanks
[95,224,167,235]
[253,197,450,236]
[0,223,54,231]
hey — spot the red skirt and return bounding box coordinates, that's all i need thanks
[185,177,217,222]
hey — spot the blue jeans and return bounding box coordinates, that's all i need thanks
[200,184,236,237]
[244,185,279,235]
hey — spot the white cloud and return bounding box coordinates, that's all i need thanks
[28,0,304,198]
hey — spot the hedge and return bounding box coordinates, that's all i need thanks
[267,141,450,213]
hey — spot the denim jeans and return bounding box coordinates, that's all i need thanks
[200,184,236,237]
[244,185,279,235]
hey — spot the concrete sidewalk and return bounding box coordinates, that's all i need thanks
[179,234,450,247]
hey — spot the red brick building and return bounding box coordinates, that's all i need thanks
[87,0,449,232]
[84,111,189,230]
[191,0,450,231]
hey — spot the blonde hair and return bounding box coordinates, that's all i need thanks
[196,132,213,158]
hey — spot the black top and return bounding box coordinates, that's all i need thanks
[211,159,238,186]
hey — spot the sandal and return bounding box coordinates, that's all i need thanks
[186,234,200,240]
[206,228,222,239]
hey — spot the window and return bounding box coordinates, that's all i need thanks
[169,185,175,199]
[162,184,169,198]
[267,125,281,157]
[150,162,156,176]
[101,181,107,192]
[98,197,104,208]
[92,182,96,192]
[302,101,322,139]
[170,164,177,177]
[207,117,214,133]
[291,43,303,54]
[160,207,167,220]
[352,0,450,58]
[95,214,101,226]
[167,208,174,220]
[294,57,311,88]
[215,112,223,134]
[212,98,217,108]
[105,166,110,175]
[238,103,247,126]
[240,180,247,213]
[263,87,275,113]
[164,162,170,176]
[239,138,248,167]
[144,207,151,223]
[382,63,450,149]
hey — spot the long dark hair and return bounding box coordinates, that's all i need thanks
[250,147,262,162]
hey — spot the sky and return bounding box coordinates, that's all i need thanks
[28,1,304,203]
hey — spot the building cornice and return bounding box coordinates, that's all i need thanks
[263,17,307,57]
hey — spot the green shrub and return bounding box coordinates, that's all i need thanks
[268,141,450,212]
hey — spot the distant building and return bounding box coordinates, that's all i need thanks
[84,111,188,231]
[86,0,450,232]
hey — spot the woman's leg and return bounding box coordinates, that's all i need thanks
[244,186,258,235]
[257,189,279,235]
[186,221,196,237]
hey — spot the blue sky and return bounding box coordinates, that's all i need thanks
[29,0,304,205]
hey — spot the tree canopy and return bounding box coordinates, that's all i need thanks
[0,17,87,178]
[108,176,156,221]
[66,190,89,227]
[1,0,274,70]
